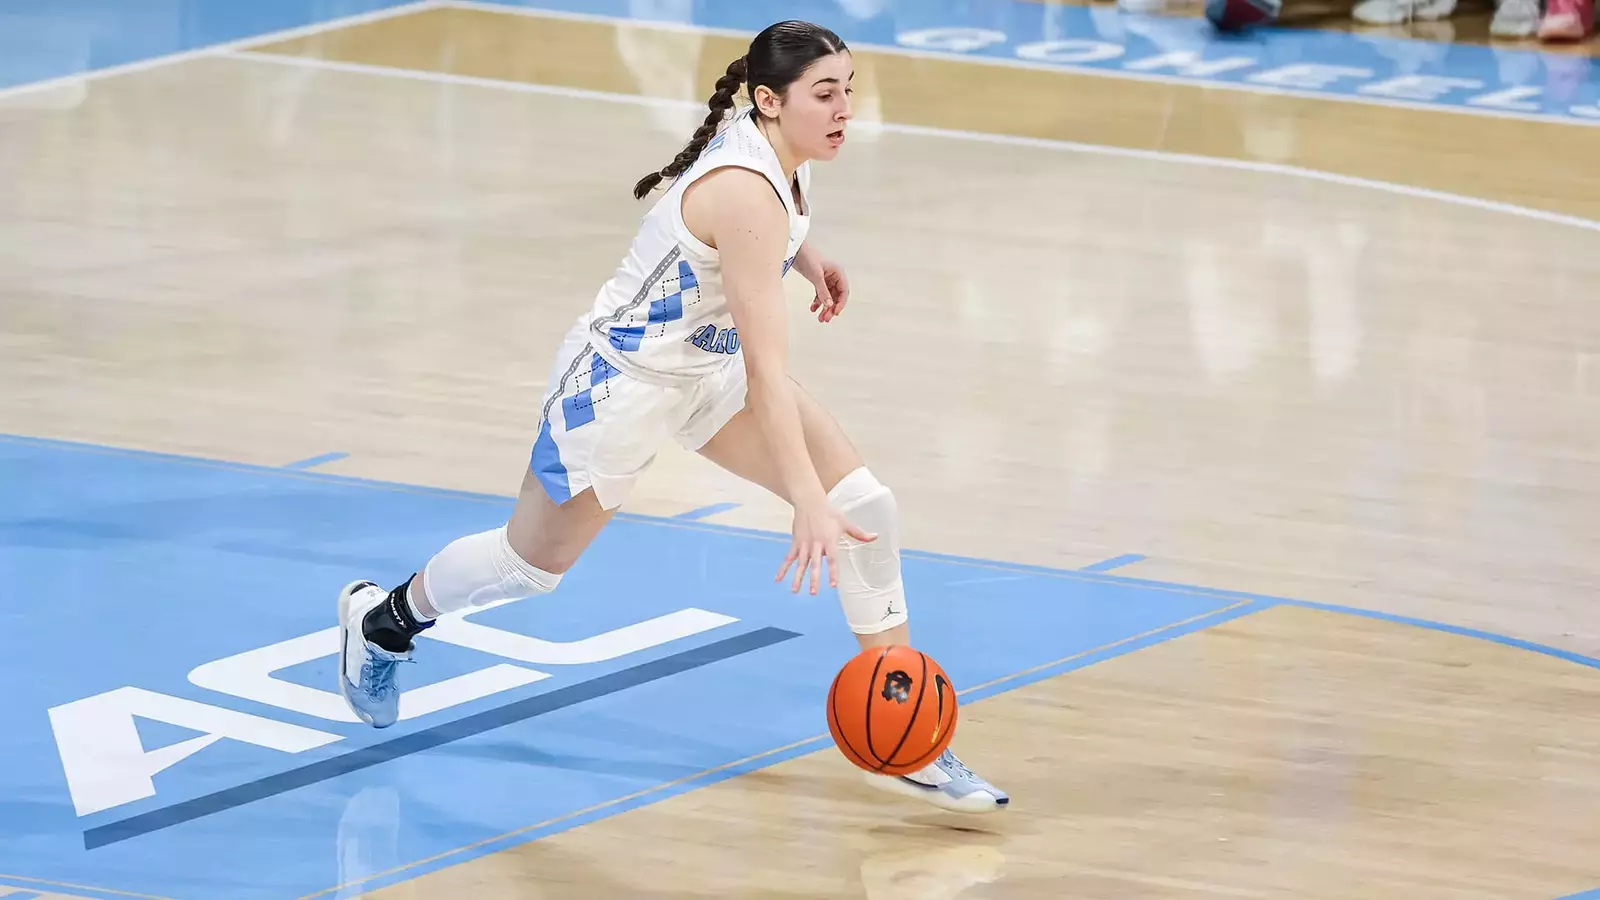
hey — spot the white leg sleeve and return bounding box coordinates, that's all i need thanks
[828,467,908,635]
[420,526,562,617]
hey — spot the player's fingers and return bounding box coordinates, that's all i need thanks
[812,283,833,312]
[845,523,877,543]
[791,546,811,592]
[776,544,798,582]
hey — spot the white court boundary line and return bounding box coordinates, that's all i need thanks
[445,0,1600,130]
[223,48,1600,235]
[2,0,1594,235]
[0,0,443,102]
[2,0,1595,131]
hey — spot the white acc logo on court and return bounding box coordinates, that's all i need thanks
[46,603,737,817]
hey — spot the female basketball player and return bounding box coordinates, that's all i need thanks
[336,20,1007,813]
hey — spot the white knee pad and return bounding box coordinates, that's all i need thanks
[421,526,563,617]
[828,467,908,635]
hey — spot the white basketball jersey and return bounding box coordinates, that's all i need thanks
[586,107,812,384]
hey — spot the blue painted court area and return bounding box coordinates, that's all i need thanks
[3,0,1597,125]
[0,434,1249,899]
[0,0,418,91]
[483,0,1600,125]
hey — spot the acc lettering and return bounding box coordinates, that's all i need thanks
[48,606,738,817]
[187,628,549,724]
[48,687,341,816]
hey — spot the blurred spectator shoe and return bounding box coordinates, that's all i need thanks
[1537,0,1594,39]
[1491,0,1542,35]
[1353,0,1457,24]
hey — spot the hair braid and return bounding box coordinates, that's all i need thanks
[632,56,748,200]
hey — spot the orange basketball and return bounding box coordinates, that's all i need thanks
[826,645,958,776]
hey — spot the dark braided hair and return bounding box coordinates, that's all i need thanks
[632,57,746,200]
[632,21,848,200]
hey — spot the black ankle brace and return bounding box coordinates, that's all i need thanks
[361,578,432,653]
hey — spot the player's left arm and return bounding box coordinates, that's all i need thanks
[793,242,850,323]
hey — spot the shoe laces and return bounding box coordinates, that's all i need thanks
[362,657,401,697]
[940,749,977,781]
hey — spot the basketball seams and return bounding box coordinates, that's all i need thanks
[863,649,887,766]
[826,668,874,771]
[892,668,956,774]
[876,652,928,772]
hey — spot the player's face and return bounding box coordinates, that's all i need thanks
[783,52,854,162]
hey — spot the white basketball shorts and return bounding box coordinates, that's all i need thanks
[530,319,747,510]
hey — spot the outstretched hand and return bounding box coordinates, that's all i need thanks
[777,498,876,594]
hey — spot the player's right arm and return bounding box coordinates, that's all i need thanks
[682,167,869,593]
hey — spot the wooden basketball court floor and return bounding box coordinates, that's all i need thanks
[3,2,1600,898]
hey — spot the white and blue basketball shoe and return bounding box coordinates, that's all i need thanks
[869,749,1010,813]
[337,580,407,728]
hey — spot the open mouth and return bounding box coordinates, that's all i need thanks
[826,129,845,146]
